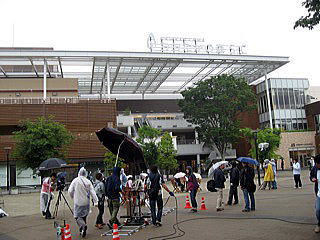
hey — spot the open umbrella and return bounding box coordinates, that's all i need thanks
[96,127,146,171]
[237,157,259,166]
[208,161,229,177]
[39,158,67,170]
[194,173,202,180]
[174,172,186,178]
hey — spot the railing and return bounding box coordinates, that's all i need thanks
[0,97,115,105]
[177,139,196,145]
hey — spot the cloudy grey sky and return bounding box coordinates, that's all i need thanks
[0,0,319,86]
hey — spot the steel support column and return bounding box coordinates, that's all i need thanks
[106,60,111,100]
[43,59,47,101]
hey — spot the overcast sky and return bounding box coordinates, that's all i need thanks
[0,0,319,86]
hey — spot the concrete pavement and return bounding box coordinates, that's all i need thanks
[0,170,318,240]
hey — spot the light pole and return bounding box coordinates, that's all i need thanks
[252,130,261,186]
[4,147,11,191]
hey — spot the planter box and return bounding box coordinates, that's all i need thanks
[10,189,19,195]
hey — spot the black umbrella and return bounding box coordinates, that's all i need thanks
[95,127,146,171]
[39,158,67,170]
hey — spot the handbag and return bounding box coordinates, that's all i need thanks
[207,179,217,192]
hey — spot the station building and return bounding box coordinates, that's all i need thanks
[0,46,292,187]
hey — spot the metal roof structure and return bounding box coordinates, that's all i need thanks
[0,49,289,97]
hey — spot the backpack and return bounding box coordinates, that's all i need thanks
[207,179,217,192]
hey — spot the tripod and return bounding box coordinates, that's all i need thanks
[53,189,73,218]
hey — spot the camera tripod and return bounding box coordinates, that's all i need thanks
[53,189,73,218]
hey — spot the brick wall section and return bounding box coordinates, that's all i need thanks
[276,131,316,169]
[0,99,116,162]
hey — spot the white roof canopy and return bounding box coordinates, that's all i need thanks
[0,49,289,96]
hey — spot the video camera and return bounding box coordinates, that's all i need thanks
[56,172,67,191]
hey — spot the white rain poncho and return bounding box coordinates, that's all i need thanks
[68,167,98,218]
[40,177,53,213]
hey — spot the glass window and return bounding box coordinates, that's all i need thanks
[278,89,284,109]
[315,114,320,133]
[289,88,295,109]
[283,88,290,109]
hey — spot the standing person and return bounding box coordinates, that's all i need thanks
[120,168,127,189]
[105,167,122,229]
[227,161,240,206]
[270,159,277,189]
[240,162,256,212]
[186,166,199,212]
[94,173,105,229]
[68,167,98,238]
[293,159,302,188]
[310,155,320,233]
[40,172,56,219]
[260,160,274,190]
[213,164,226,212]
[281,158,285,171]
[146,165,174,227]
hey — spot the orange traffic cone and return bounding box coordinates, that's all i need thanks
[200,197,208,210]
[184,195,192,209]
[60,226,65,240]
[64,224,72,240]
[113,224,120,240]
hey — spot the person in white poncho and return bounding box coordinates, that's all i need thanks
[68,167,98,238]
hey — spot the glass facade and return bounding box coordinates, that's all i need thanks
[315,114,320,134]
[256,78,309,130]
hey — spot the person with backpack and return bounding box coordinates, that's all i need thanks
[227,161,240,206]
[145,165,174,227]
[213,164,226,211]
[186,166,199,212]
[105,167,122,229]
[94,172,105,229]
[240,162,256,212]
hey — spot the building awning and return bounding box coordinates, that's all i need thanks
[0,49,289,96]
[289,146,315,151]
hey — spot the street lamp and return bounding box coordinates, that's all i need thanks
[4,147,12,191]
[252,130,261,186]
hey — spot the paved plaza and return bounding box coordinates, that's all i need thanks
[0,170,318,240]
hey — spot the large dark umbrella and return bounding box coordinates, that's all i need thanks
[96,127,146,172]
[39,158,67,170]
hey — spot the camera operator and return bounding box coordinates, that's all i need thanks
[40,172,56,219]
[68,167,98,238]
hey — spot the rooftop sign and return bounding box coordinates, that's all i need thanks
[147,33,246,55]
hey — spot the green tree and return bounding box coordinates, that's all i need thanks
[179,74,256,161]
[241,128,281,162]
[137,125,161,166]
[104,151,126,170]
[158,132,178,173]
[294,0,320,30]
[13,116,74,170]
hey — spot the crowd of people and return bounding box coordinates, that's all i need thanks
[39,154,320,237]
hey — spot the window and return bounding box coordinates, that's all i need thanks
[315,114,320,133]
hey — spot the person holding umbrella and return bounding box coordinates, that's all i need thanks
[68,167,98,238]
[40,172,56,219]
[240,162,256,212]
[186,166,199,212]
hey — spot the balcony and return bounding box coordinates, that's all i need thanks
[148,119,194,130]
[117,115,134,127]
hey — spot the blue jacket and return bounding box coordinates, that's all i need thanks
[310,166,319,195]
[105,167,122,200]
[213,168,226,189]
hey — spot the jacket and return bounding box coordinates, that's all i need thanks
[105,167,122,200]
[263,164,274,182]
[310,166,319,195]
[213,168,226,189]
[240,166,255,191]
[186,166,199,191]
[229,167,240,187]
[293,162,301,175]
